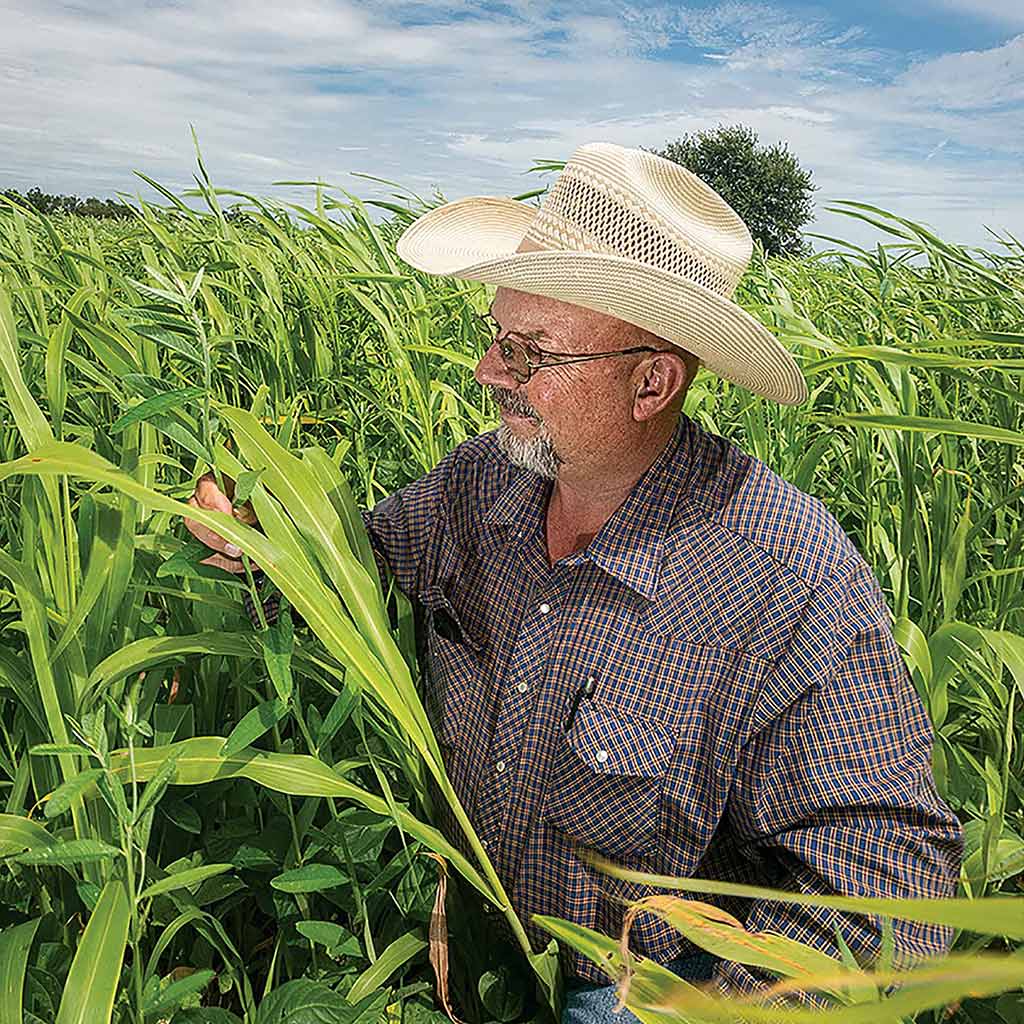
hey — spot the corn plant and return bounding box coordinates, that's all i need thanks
[534,855,1024,1021]
[0,152,1022,1022]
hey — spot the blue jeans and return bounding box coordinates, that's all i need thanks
[561,950,719,1024]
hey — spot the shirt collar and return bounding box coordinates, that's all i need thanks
[484,413,699,601]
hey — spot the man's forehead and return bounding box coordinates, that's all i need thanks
[490,290,612,336]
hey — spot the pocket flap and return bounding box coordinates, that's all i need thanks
[567,703,677,777]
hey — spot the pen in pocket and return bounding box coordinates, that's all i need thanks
[563,673,598,731]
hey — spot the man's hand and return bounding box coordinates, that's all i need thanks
[184,472,258,575]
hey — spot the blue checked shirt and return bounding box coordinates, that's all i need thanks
[360,411,964,1000]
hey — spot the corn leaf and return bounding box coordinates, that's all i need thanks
[0,813,56,858]
[585,855,1024,939]
[55,880,130,1024]
[0,917,41,1024]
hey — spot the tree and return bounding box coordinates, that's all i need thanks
[2,186,133,220]
[647,124,816,257]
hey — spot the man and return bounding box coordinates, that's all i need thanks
[188,143,963,1021]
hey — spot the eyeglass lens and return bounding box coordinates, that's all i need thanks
[499,338,532,381]
[478,312,537,382]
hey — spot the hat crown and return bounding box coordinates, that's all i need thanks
[523,142,753,298]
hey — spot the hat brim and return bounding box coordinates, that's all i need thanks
[397,196,808,406]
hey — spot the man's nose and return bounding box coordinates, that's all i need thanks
[475,339,520,390]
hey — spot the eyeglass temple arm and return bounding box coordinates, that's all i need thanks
[528,346,659,368]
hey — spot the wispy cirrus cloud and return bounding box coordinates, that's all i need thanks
[921,0,1024,29]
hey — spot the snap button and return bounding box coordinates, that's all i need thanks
[496,759,507,773]
[539,602,551,614]
[516,681,529,694]
[595,749,609,764]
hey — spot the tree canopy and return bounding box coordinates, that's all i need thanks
[2,186,133,220]
[648,124,817,257]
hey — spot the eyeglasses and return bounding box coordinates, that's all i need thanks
[474,311,659,384]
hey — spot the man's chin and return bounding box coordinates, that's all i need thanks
[496,423,561,480]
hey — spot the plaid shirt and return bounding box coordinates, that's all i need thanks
[358,411,964,998]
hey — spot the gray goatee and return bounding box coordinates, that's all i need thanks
[489,386,563,480]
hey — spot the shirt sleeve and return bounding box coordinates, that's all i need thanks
[709,556,964,1009]
[244,446,464,628]
[358,443,464,602]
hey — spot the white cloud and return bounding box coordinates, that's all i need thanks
[891,32,1024,109]
[923,0,1024,28]
[762,105,836,124]
[0,0,1021,254]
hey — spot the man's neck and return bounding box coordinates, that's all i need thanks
[544,418,678,563]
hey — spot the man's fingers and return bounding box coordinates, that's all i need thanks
[183,512,236,556]
[194,474,234,515]
[200,551,248,574]
[185,480,260,574]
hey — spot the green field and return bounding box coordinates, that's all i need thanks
[0,169,1022,1023]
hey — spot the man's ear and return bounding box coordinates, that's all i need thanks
[633,351,689,421]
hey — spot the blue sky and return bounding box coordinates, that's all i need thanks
[2,0,1022,253]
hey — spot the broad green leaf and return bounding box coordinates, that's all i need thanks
[170,1009,242,1023]
[318,688,358,748]
[161,799,202,834]
[50,507,125,664]
[111,386,204,434]
[139,863,235,901]
[15,838,120,867]
[233,467,264,504]
[84,633,270,714]
[586,854,1024,939]
[221,698,289,758]
[478,966,524,1022]
[270,864,347,894]
[157,539,244,584]
[294,921,361,956]
[95,738,491,901]
[527,938,563,1020]
[142,968,216,1016]
[0,813,55,858]
[254,979,356,1024]
[979,628,1024,700]
[44,768,105,820]
[259,601,294,702]
[823,412,1024,447]
[131,324,203,366]
[892,616,932,691]
[301,446,381,592]
[56,880,130,1024]
[940,491,970,623]
[0,285,53,450]
[28,743,96,760]
[0,917,41,1024]
[346,931,426,1003]
[132,749,183,825]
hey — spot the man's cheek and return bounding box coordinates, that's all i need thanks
[531,370,573,407]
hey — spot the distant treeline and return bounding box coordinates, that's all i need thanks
[2,186,134,220]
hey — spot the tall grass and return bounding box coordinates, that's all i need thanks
[0,157,1020,1023]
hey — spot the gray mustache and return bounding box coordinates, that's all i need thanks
[489,386,539,420]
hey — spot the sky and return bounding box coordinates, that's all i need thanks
[2,0,1022,255]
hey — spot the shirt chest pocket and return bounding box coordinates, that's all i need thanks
[422,585,483,749]
[542,702,678,860]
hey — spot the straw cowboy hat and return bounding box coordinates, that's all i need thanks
[395,141,808,406]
